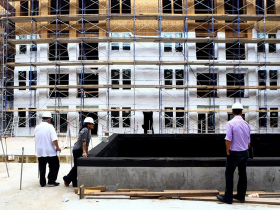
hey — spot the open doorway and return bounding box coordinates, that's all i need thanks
[142,112,154,134]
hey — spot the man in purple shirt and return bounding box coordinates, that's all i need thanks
[217,102,250,204]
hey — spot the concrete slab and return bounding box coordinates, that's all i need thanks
[0,163,279,210]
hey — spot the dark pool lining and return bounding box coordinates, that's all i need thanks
[78,134,280,167]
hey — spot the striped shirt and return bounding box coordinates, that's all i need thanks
[225,116,251,151]
[73,127,91,152]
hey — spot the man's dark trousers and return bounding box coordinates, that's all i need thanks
[224,150,249,202]
[38,156,60,186]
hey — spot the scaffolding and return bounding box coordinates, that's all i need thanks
[1,0,280,137]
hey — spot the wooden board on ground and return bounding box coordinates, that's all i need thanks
[81,190,219,198]
[79,185,85,199]
[75,185,106,194]
[130,196,161,199]
[180,196,280,205]
[118,189,149,192]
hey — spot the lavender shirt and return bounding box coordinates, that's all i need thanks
[225,116,250,151]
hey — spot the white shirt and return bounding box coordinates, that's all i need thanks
[34,122,58,157]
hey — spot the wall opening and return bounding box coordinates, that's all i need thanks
[49,74,69,98]
[226,73,245,97]
[77,73,99,98]
[49,44,69,61]
[197,73,217,98]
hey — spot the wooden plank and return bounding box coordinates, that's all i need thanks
[130,196,160,199]
[3,108,280,113]
[76,189,101,195]
[4,84,280,90]
[159,197,174,200]
[7,37,280,45]
[5,14,280,23]
[180,196,280,205]
[84,190,219,197]
[79,185,85,200]
[6,60,280,67]
[75,186,106,194]
[118,189,149,192]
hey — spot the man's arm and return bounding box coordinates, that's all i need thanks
[53,140,61,152]
[225,140,231,155]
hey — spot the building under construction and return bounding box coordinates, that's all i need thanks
[0,0,280,138]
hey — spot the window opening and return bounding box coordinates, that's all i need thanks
[49,74,69,97]
[20,1,29,16]
[267,0,275,14]
[79,43,98,60]
[270,108,278,127]
[18,108,26,127]
[123,69,131,90]
[176,107,184,127]
[77,73,99,98]
[256,0,265,15]
[122,107,131,127]
[196,43,216,60]
[268,34,276,53]
[18,71,26,90]
[111,69,120,89]
[165,107,173,127]
[197,73,217,97]
[259,108,267,127]
[269,70,277,89]
[79,0,99,14]
[19,45,27,54]
[224,0,244,15]
[111,108,120,127]
[258,70,266,86]
[164,69,173,89]
[49,44,69,61]
[226,73,245,97]
[226,43,245,60]
[29,108,37,127]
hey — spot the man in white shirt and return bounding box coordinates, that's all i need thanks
[34,112,61,187]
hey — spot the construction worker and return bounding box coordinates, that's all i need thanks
[34,112,61,187]
[63,117,94,187]
[216,102,251,204]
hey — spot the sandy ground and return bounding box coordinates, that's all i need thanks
[0,136,101,156]
[0,163,279,210]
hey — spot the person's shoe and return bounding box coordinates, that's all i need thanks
[47,182,60,187]
[40,184,46,187]
[63,176,70,187]
[233,194,245,203]
[216,195,232,204]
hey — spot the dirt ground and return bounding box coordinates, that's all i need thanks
[1,162,279,210]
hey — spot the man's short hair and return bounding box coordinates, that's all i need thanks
[42,117,51,120]
[232,109,242,115]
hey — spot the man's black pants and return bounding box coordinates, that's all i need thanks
[224,150,249,202]
[38,156,60,186]
[64,149,83,187]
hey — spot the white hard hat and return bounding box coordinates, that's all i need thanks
[84,117,94,124]
[42,112,52,118]
[232,102,243,110]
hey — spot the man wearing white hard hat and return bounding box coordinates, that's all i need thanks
[63,117,94,187]
[34,112,61,187]
[217,102,251,204]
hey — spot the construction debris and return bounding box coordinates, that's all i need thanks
[77,185,280,205]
